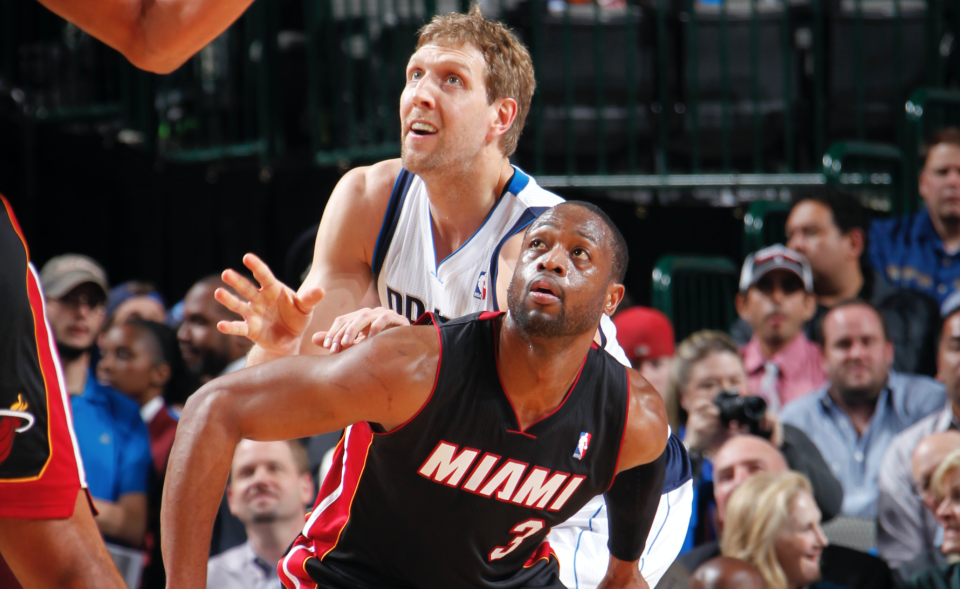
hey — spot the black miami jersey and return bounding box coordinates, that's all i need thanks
[280,312,631,589]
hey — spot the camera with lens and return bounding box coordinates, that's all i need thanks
[713,391,769,438]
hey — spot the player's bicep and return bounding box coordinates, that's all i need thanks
[495,232,525,310]
[616,370,669,473]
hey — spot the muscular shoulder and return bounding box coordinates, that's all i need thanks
[315,159,403,268]
[617,367,668,472]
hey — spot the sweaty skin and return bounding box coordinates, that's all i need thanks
[163,206,667,589]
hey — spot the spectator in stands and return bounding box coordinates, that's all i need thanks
[207,440,315,589]
[676,332,840,521]
[869,128,960,305]
[104,281,167,329]
[689,557,766,589]
[891,432,960,583]
[659,436,887,589]
[721,471,828,589]
[902,449,960,588]
[783,188,940,376]
[736,244,824,413]
[177,276,252,383]
[612,306,676,422]
[780,299,945,518]
[40,254,152,547]
[97,318,198,474]
[877,290,960,569]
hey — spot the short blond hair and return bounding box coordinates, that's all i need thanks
[416,5,535,157]
[933,448,960,504]
[721,471,813,589]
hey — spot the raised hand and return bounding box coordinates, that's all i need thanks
[312,307,410,353]
[215,253,325,357]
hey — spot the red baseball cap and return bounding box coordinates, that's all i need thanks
[612,306,675,362]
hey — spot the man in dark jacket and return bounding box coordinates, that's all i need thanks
[733,188,939,377]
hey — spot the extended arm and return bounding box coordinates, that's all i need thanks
[218,160,401,367]
[36,0,256,74]
[161,326,437,589]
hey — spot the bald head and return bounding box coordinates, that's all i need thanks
[690,557,766,589]
[713,435,788,524]
[913,431,960,513]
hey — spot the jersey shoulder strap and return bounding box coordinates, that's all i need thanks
[372,168,417,282]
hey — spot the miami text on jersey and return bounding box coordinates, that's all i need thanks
[418,441,585,511]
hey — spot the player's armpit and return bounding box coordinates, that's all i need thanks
[296,159,403,356]
[616,369,669,472]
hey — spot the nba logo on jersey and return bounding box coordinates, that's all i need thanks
[573,432,591,460]
[474,271,487,301]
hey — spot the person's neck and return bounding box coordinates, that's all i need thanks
[62,352,90,395]
[420,156,513,264]
[135,388,164,409]
[757,333,797,360]
[828,384,882,437]
[930,210,960,252]
[816,264,863,308]
[246,515,305,567]
[496,315,597,431]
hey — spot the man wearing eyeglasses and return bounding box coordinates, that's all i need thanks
[40,254,152,549]
[735,245,825,413]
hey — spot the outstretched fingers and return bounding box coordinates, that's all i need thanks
[294,285,325,314]
[221,269,260,303]
[242,253,279,291]
[217,320,250,337]
[214,287,248,317]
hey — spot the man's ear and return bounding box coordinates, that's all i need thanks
[845,227,865,260]
[603,283,626,317]
[734,291,748,319]
[489,97,518,143]
[299,472,316,507]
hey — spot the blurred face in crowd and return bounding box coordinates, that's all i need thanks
[775,490,827,589]
[937,467,960,555]
[735,269,815,351]
[228,440,314,526]
[713,436,788,525]
[821,304,893,405]
[112,296,166,327]
[97,323,168,406]
[912,432,960,514]
[938,312,960,405]
[177,282,247,379]
[400,40,506,175]
[920,142,960,226]
[785,201,862,289]
[637,356,672,397]
[679,351,748,409]
[46,283,107,352]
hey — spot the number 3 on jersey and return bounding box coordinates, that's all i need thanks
[489,519,544,561]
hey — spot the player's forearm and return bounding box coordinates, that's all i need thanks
[93,495,147,546]
[36,0,255,74]
[162,387,239,588]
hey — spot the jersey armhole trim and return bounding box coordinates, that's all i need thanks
[373,312,443,437]
[372,169,414,283]
[607,368,631,492]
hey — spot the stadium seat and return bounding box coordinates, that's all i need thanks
[821,140,907,214]
[741,200,792,258]
[651,254,739,341]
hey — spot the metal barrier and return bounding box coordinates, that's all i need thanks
[651,254,739,341]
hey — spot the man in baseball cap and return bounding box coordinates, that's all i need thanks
[735,245,824,413]
[613,306,675,397]
[40,253,152,549]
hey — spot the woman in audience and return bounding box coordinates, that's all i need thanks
[672,330,842,547]
[104,281,167,329]
[903,449,960,587]
[721,471,833,589]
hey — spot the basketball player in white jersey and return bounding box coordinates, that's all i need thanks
[215,8,692,587]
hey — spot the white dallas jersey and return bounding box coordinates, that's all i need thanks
[372,165,629,365]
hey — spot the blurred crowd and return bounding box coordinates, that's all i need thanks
[26,127,960,589]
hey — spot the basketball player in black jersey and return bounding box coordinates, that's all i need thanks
[162,202,668,589]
